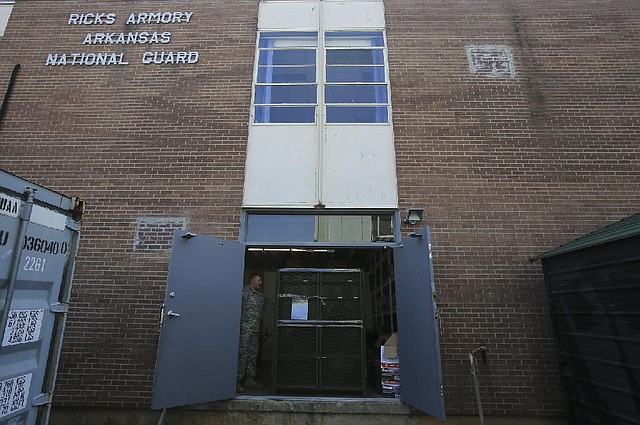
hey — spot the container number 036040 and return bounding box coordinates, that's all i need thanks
[23,256,47,273]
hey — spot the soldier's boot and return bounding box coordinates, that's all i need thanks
[236,381,245,393]
[243,376,263,389]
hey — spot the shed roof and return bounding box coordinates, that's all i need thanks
[530,212,640,262]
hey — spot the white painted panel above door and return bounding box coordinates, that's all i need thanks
[247,0,397,210]
[243,125,319,207]
[322,125,398,208]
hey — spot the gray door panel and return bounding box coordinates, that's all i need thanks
[394,227,446,420]
[151,231,244,410]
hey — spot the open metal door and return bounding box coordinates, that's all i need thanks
[394,227,446,420]
[151,231,245,410]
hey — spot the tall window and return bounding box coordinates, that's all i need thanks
[253,30,389,124]
[325,31,388,124]
[254,32,318,124]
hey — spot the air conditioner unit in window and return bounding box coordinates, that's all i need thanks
[372,215,394,242]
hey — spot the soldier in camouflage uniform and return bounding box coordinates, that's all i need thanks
[236,273,264,393]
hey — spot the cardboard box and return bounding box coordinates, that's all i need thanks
[380,333,399,366]
[383,332,398,359]
[380,346,399,364]
[380,333,400,397]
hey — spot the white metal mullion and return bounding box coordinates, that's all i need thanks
[250,31,261,124]
[382,29,392,125]
[264,49,274,118]
[317,2,325,206]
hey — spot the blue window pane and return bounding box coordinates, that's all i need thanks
[259,32,318,48]
[246,214,316,243]
[325,31,384,47]
[326,66,385,83]
[326,106,388,124]
[259,50,316,66]
[255,106,316,123]
[326,49,384,65]
[325,85,388,104]
[255,85,317,104]
[258,66,316,83]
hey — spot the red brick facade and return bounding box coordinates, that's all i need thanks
[1,0,638,418]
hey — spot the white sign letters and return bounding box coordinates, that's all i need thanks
[47,11,199,67]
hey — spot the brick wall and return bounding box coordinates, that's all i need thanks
[0,0,257,408]
[388,0,640,416]
[0,0,639,417]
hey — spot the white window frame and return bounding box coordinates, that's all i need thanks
[0,1,15,42]
[252,31,320,125]
[251,29,391,126]
[323,30,391,125]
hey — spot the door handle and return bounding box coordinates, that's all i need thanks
[166,310,181,318]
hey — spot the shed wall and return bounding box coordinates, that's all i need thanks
[542,236,640,425]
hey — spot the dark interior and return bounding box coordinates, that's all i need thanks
[243,247,397,398]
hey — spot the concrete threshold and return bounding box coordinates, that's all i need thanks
[50,406,568,425]
[192,395,410,415]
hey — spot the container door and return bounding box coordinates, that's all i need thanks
[393,227,446,420]
[151,231,245,410]
[0,188,80,425]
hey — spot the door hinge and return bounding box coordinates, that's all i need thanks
[32,392,52,407]
[50,303,68,314]
[180,232,196,241]
[435,308,444,335]
[158,303,165,331]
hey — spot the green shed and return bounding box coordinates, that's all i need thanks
[532,213,640,425]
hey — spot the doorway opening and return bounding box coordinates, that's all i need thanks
[243,246,397,398]
[152,228,444,419]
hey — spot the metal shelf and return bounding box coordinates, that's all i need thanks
[274,269,365,394]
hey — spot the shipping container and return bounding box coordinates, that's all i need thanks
[0,169,83,425]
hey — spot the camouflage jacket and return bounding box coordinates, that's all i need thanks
[240,285,264,332]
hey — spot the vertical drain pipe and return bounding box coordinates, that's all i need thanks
[0,64,20,129]
[469,345,487,425]
[0,187,34,347]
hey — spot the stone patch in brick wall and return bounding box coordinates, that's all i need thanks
[134,217,187,251]
[466,45,515,77]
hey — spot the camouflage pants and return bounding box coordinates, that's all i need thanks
[237,329,259,381]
